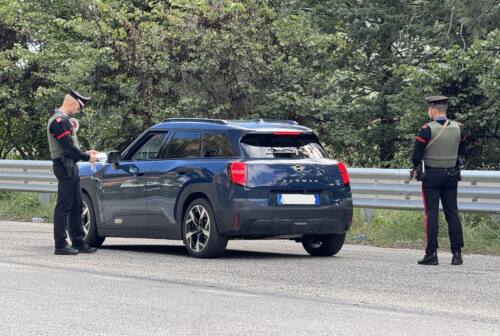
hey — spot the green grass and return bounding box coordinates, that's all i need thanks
[1,191,499,255]
[0,192,56,222]
[347,208,500,255]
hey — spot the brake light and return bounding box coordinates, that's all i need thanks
[337,162,350,186]
[229,162,247,187]
[273,131,302,136]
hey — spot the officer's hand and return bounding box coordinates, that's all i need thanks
[458,156,465,169]
[409,168,415,181]
[88,153,97,163]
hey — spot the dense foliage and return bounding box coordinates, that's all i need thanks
[1,0,498,168]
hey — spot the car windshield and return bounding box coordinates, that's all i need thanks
[240,133,327,159]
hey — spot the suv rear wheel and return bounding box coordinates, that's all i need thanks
[302,233,345,256]
[182,198,228,258]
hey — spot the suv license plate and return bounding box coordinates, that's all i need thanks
[277,194,319,205]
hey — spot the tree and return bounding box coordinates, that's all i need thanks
[0,0,498,168]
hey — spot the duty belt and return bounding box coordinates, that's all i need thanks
[426,166,457,171]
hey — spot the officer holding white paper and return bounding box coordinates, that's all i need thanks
[47,89,99,255]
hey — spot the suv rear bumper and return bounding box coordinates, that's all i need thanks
[215,198,353,237]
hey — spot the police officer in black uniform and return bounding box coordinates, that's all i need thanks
[411,95,465,265]
[47,90,98,255]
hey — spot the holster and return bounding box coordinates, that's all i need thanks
[60,156,75,178]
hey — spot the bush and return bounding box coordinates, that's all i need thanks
[348,209,500,255]
[0,192,55,221]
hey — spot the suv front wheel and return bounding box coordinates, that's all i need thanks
[82,193,105,247]
[301,233,345,256]
[182,198,228,258]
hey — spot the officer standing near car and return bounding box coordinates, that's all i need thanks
[47,89,98,255]
[411,95,466,265]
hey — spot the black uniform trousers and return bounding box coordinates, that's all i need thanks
[53,160,85,249]
[421,167,464,255]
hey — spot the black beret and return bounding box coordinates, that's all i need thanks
[69,89,91,107]
[425,95,448,105]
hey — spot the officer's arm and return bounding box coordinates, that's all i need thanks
[49,119,90,161]
[411,126,431,167]
[458,123,466,156]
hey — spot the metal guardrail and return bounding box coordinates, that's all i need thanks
[349,168,500,213]
[1,160,500,213]
[0,160,58,193]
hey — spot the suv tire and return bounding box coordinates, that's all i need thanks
[302,233,345,256]
[182,198,228,258]
[82,193,105,247]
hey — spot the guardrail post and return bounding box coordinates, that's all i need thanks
[360,208,375,224]
[38,193,51,206]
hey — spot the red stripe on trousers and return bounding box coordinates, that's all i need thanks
[421,185,428,241]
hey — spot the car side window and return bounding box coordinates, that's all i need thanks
[164,131,201,158]
[202,133,235,157]
[130,133,166,161]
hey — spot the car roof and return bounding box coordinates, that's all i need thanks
[150,118,314,133]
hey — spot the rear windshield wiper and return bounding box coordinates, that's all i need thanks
[265,147,298,157]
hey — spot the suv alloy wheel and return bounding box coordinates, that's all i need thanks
[182,198,228,258]
[82,193,105,247]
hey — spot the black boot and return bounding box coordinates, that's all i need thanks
[451,251,463,265]
[418,251,438,265]
[54,245,79,255]
[72,242,97,253]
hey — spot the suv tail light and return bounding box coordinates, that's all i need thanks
[229,162,247,187]
[337,162,350,186]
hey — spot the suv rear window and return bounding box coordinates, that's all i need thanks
[202,133,236,157]
[240,133,327,159]
[164,131,201,158]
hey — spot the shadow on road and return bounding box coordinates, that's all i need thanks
[101,244,188,256]
[100,244,312,259]
[223,249,310,259]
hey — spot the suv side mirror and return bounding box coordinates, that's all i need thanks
[107,150,121,164]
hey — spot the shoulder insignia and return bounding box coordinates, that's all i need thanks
[55,117,62,123]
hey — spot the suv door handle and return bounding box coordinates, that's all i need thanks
[128,166,144,176]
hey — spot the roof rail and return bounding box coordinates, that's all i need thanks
[250,119,298,125]
[162,118,228,125]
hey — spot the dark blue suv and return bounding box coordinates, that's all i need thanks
[79,118,352,258]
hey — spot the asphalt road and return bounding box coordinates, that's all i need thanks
[0,220,499,336]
